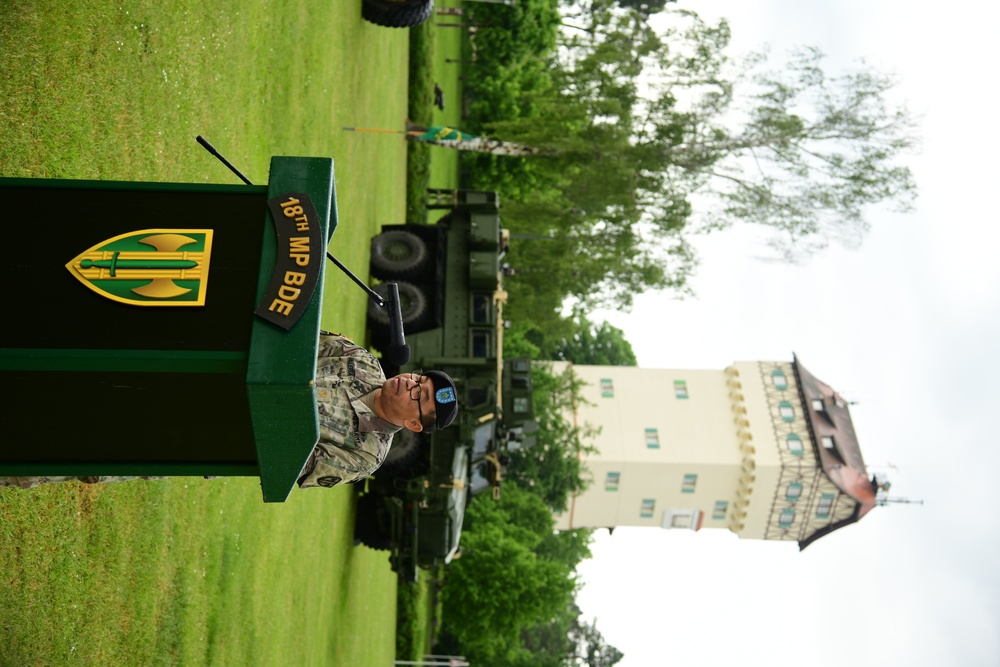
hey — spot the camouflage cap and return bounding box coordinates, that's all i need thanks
[423,370,458,432]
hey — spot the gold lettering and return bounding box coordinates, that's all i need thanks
[289,236,310,266]
[284,271,306,286]
[269,298,293,316]
[278,285,301,301]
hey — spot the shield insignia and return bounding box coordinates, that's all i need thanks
[65,229,214,306]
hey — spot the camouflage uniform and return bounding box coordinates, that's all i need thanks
[295,332,400,488]
[0,333,398,491]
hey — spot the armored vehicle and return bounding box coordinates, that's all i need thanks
[355,190,536,581]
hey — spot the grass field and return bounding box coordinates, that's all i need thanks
[425,2,464,192]
[0,1,416,664]
[405,0,464,225]
[0,477,393,665]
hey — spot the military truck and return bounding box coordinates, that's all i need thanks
[355,189,537,582]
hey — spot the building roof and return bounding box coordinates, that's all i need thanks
[793,357,877,549]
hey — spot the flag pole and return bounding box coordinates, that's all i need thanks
[342,126,405,134]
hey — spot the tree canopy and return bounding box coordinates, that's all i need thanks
[552,317,638,366]
[502,361,596,512]
[434,358,616,665]
[462,0,918,323]
[439,484,594,665]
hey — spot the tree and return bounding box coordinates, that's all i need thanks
[467,1,918,317]
[504,363,596,512]
[439,485,582,665]
[552,317,638,366]
[615,0,671,16]
[569,617,625,667]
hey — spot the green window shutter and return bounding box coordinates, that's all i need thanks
[682,473,698,493]
[817,493,835,518]
[605,472,621,491]
[601,378,614,398]
[771,369,788,390]
[640,498,655,518]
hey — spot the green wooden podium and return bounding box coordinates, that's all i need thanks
[0,157,337,502]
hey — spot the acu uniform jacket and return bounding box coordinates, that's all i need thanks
[296,333,401,489]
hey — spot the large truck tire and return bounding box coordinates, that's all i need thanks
[378,430,430,479]
[361,0,434,28]
[370,230,431,279]
[367,281,429,328]
[354,493,393,551]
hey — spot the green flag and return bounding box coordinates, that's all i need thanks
[408,124,546,156]
[418,126,469,142]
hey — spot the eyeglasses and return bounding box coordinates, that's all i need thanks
[408,372,425,426]
[408,371,435,433]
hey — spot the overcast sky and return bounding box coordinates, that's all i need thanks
[574,1,1000,665]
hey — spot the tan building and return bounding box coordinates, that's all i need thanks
[555,358,884,549]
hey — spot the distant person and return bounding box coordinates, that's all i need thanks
[0,332,458,490]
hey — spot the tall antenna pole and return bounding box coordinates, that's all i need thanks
[876,497,924,507]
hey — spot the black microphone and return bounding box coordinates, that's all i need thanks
[196,135,409,363]
[384,283,410,367]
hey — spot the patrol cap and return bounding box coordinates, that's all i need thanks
[424,370,458,432]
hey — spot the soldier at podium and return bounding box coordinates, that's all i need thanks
[1,332,458,491]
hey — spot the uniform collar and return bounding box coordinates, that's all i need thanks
[355,390,402,434]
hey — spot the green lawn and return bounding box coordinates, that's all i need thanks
[0,478,394,666]
[0,1,412,664]
[405,0,464,225]
[426,0,465,191]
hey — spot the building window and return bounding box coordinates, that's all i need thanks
[640,498,656,518]
[779,401,795,422]
[712,500,728,520]
[645,428,660,449]
[786,482,803,501]
[786,434,804,455]
[771,370,788,390]
[601,378,614,398]
[779,509,795,527]
[674,380,689,399]
[605,472,621,491]
[821,435,836,450]
[682,474,697,494]
[812,398,825,411]
[817,493,835,518]
[513,397,529,414]
[670,513,691,528]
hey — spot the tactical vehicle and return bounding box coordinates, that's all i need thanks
[355,189,537,582]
